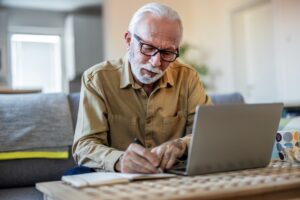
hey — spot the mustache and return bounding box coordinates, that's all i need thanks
[142,64,163,74]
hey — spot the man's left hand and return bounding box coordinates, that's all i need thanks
[151,138,187,170]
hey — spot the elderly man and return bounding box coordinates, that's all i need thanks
[72,2,212,174]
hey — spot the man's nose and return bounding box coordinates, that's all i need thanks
[149,52,161,68]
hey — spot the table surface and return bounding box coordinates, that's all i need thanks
[36,160,300,200]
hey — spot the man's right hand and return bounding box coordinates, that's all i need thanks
[115,143,160,173]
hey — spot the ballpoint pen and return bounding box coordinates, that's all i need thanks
[133,137,163,173]
[133,137,144,146]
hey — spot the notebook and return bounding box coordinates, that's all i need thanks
[168,103,283,175]
[62,172,176,188]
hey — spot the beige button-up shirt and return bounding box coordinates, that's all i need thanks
[73,55,212,172]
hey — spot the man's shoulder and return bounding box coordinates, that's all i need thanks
[169,60,198,76]
[84,58,124,78]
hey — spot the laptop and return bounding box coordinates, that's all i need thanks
[168,103,283,175]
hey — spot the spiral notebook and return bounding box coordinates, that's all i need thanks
[62,172,176,188]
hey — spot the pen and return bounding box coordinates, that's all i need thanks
[133,137,163,173]
[133,137,144,146]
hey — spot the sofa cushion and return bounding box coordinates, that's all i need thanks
[0,187,42,200]
[0,147,75,188]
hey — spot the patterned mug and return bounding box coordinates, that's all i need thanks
[276,130,300,162]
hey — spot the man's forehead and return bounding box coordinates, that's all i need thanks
[151,31,179,45]
[135,17,181,47]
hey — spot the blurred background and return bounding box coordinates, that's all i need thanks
[0,0,299,105]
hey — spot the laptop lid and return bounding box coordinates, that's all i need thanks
[184,103,283,176]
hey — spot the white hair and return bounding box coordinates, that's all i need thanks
[128,2,183,42]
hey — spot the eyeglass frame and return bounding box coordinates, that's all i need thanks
[132,34,180,62]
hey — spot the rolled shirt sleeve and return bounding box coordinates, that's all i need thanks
[72,70,123,172]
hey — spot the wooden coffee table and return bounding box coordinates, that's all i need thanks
[36,160,300,200]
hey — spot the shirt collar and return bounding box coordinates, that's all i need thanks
[120,54,175,89]
[161,64,174,87]
[120,54,136,89]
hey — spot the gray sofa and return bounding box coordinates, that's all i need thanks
[0,92,244,200]
[0,92,80,200]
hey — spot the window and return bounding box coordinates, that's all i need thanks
[10,34,62,92]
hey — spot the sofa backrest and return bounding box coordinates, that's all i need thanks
[68,92,80,130]
[210,92,244,104]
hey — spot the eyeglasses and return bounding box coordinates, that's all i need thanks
[133,34,179,62]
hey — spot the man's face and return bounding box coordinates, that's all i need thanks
[127,16,180,85]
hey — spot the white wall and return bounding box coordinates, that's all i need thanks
[273,0,300,104]
[7,8,65,28]
[103,0,261,93]
[182,0,260,93]
[103,0,189,59]
[232,1,277,103]
[65,13,103,81]
[73,14,103,75]
[103,0,300,104]
[245,3,276,102]
[0,10,8,87]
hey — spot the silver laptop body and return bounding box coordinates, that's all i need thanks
[170,103,283,176]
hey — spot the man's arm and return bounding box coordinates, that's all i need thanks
[73,71,161,173]
[72,72,123,171]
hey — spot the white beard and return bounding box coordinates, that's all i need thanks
[131,62,165,84]
[129,50,166,84]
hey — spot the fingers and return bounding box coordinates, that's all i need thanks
[151,145,165,161]
[159,147,179,169]
[153,139,187,170]
[120,139,187,173]
[120,143,160,173]
[165,148,180,169]
[121,155,154,173]
[132,144,159,167]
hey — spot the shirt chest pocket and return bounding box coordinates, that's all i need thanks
[107,114,139,150]
[159,111,187,142]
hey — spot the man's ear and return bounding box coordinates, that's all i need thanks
[124,31,131,50]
